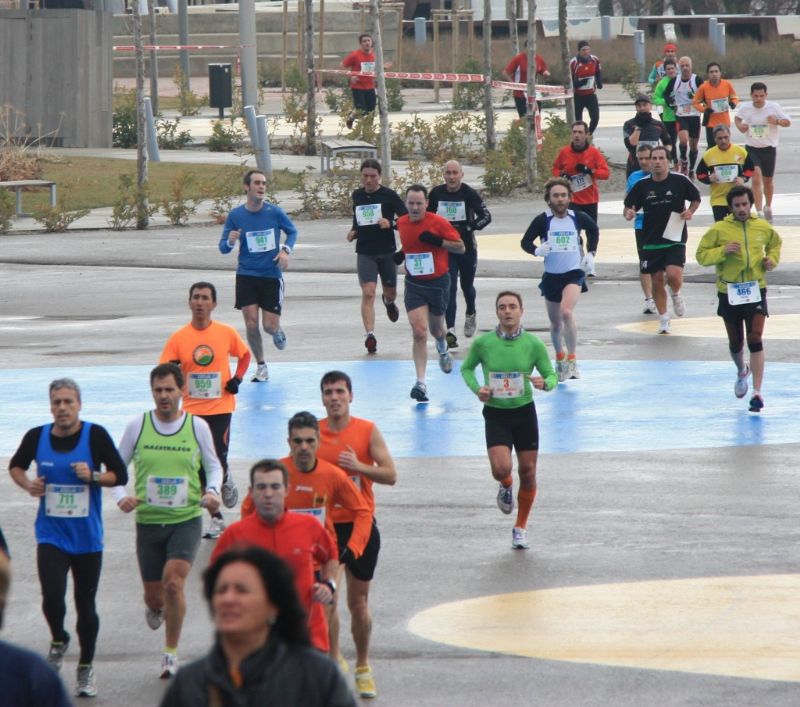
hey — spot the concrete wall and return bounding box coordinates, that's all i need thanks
[0,9,112,148]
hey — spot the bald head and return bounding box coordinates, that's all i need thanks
[443,160,464,192]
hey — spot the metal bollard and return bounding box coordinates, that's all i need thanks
[143,97,160,162]
[717,23,726,57]
[633,30,646,82]
[414,17,426,45]
[601,16,612,43]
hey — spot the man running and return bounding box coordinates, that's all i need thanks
[696,125,754,221]
[692,61,738,149]
[347,159,406,355]
[161,281,250,538]
[112,363,222,679]
[396,184,465,403]
[211,459,338,653]
[623,94,672,177]
[624,146,701,334]
[673,57,703,177]
[696,185,782,413]
[342,34,378,129]
[626,144,657,314]
[735,81,791,222]
[647,42,678,88]
[9,379,127,698]
[461,291,557,550]
[569,41,603,135]
[318,370,397,698]
[651,59,679,163]
[521,177,598,380]
[502,41,551,118]
[428,160,492,347]
[220,169,298,382]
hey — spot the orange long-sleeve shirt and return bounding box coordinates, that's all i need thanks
[692,79,738,129]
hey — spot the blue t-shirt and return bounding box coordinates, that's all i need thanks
[219,203,298,279]
[626,169,649,230]
[34,422,104,554]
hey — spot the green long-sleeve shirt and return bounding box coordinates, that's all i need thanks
[652,75,677,123]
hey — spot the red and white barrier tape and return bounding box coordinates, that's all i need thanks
[113,44,251,51]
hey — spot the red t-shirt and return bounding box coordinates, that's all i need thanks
[397,212,462,280]
[551,144,610,205]
[504,53,549,98]
[211,511,335,652]
[342,50,376,90]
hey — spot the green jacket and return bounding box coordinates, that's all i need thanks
[652,76,677,122]
[695,214,782,294]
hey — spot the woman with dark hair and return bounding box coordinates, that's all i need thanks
[160,547,355,706]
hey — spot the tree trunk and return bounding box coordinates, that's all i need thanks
[525,0,537,191]
[133,0,149,229]
[370,0,392,182]
[483,0,495,151]
[509,0,519,55]
[559,0,574,124]
[304,0,316,155]
[147,0,159,115]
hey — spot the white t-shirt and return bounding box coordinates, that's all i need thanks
[735,100,790,148]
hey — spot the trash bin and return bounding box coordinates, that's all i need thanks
[208,63,233,119]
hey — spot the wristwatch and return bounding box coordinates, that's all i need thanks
[322,578,337,594]
[280,244,292,255]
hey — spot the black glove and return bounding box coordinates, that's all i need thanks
[392,250,405,265]
[728,99,736,109]
[225,376,241,394]
[419,231,444,247]
[702,108,712,126]
[559,172,569,178]
[576,163,593,175]
[339,546,355,565]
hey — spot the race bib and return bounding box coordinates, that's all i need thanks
[188,372,221,399]
[45,484,89,518]
[581,75,595,90]
[405,251,435,276]
[245,229,276,252]
[727,281,761,306]
[714,164,738,183]
[489,372,524,398]
[711,97,730,114]
[360,61,375,74]
[676,103,694,116]
[146,476,188,508]
[547,229,579,253]
[437,201,466,221]
[570,173,593,192]
[293,506,326,526]
[355,204,381,226]
[639,140,660,149]
[749,124,767,139]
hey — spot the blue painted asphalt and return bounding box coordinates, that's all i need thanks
[2,360,798,460]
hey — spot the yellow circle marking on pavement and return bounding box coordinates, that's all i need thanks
[408,574,800,682]
[618,313,800,339]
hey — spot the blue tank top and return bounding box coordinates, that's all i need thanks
[34,423,104,554]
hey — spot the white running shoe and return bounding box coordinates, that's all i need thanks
[410,382,429,402]
[160,652,178,680]
[555,359,568,382]
[511,527,530,550]
[76,665,97,698]
[221,477,238,508]
[46,633,70,672]
[272,328,287,350]
[496,483,514,514]
[439,349,453,374]
[671,291,685,317]
[203,517,226,539]
[763,205,773,223]
[658,317,671,334]
[464,313,477,338]
[643,298,657,314]
[145,606,164,630]
[734,366,750,399]
[565,359,580,379]
[251,363,269,382]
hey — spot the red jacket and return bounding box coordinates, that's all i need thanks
[552,144,610,205]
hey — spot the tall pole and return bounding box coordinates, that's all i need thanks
[370,0,391,182]
[559,0,574,124]
[525,0,537,192]
[178,0,189,90]
[133,0,149,229]
[508,0,519,55]
[147,0,159,115]
[304,0,316,155]
[239,0,258,111]
[482,0,495,150]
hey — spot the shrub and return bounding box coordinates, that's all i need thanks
[33,183,89,232]
[0,187,14,234]
[156,118,192,150]
[452,58,484,111]
[386,81,404,112]
[207,120,246,153]
[108,174,157,230]
[112,87,138,149]
[161,171,196,226]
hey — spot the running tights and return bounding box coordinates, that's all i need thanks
[724,313,765,354]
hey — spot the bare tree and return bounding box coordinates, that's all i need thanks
[370,0,391,181]
[133,0,149,229]
[483,0,495,150]
[559,0,574,124]
[525,0,537,191]
[509,0,520,55]
[304,0,316,155]
[147,0,159,115]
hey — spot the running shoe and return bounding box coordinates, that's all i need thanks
[364,333,377,354]
[439,349,453,374]
[658,317,671,334]
[355,666,377,699]
[445,330,458,349]
[345,113,355,130]
[749,394,764,413]
[643,298,657,314]
[464,313,477,338]
[734,365,750,399]
[337,655,350,674]
[555,359,568,382]
[46,632,70,672]
[511,527,530,550]
[410,382,429,402]
[160,652,178,680]
[251,363,269,382]
[671,291,685,317]
[76,665,97,698]
[566,359,580,380]
[382,296,399,323]
[272,328,287,350]
[203,516,226,539]
[496,483,514,514]
[145,606,164,630]
[763,205,773,223]
[221,476,238,508]
[679,160,688,175]
[688,170,696,181]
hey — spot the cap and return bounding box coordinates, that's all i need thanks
[663,43,678,52]
[577,40,590,50]
[634,93,651,104]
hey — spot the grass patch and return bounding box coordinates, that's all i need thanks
[25,157,295,211]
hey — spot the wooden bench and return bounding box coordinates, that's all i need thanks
[0,180,57,217]
[319,139,377,174]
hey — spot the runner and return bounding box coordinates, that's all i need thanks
[692,61,738,149]
[428,160,492,347]
[623,94,672,177]
[112,363,222,679]
[502,41,551,118]
[460,291,557,550]
[342,34,378,129]
[623,146,701,334]
[696,186,781,412]
[160,281,251,539]
[734,81,792,222]
[396,184,465,403]
[651,59,679,164]
[647,42,678,88]
[219,169,298,382]
[8,378,127,698]
[318,370,397,698]
[695,125,754,221]
[347,159,406,355]
[521,177,598,380]
[569,41,603,135]
[626,144,657,314]
[210,459,338,654]
[673,57,704,177]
